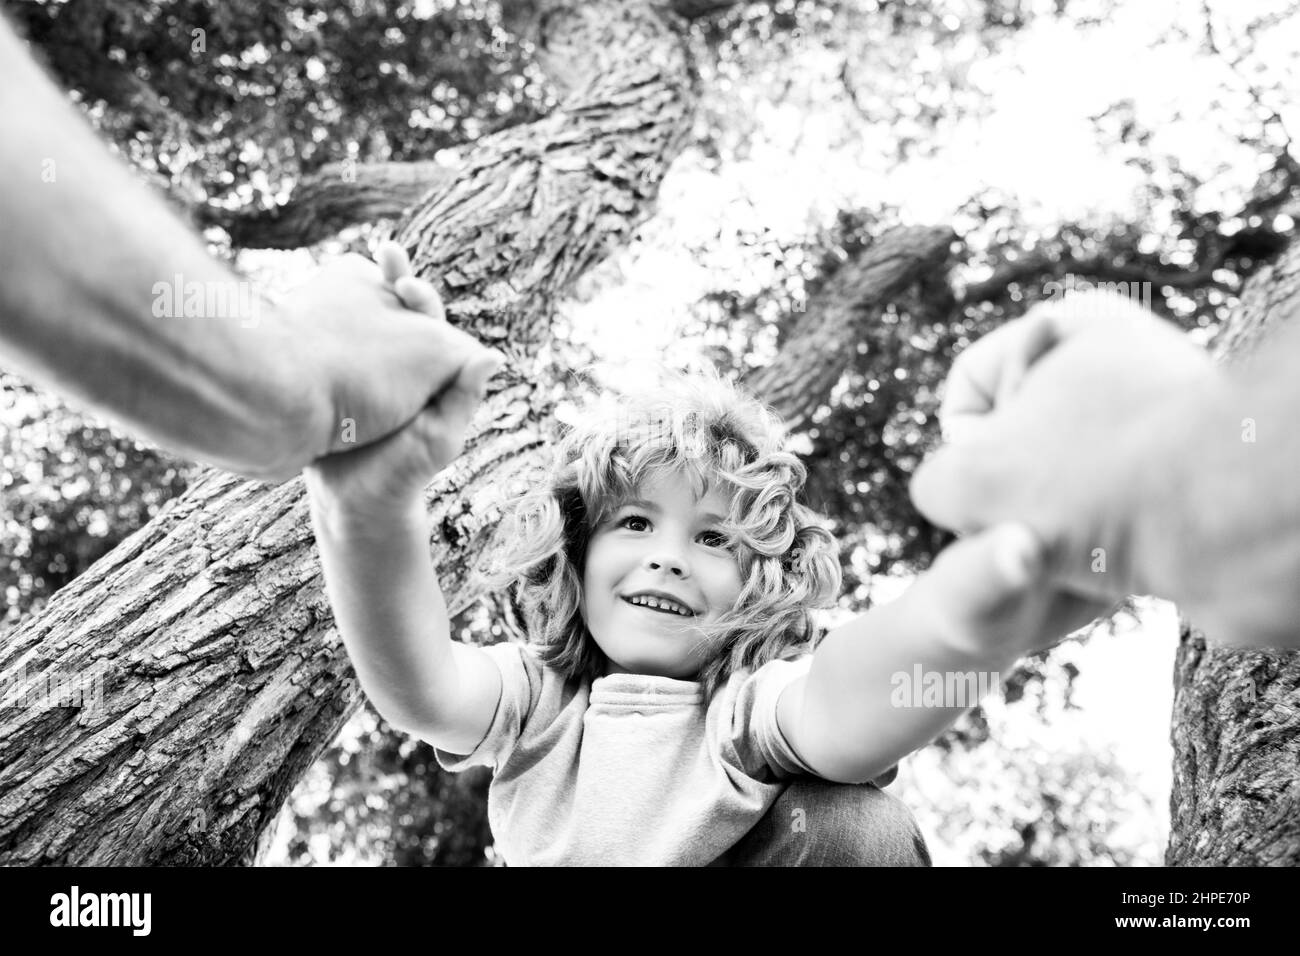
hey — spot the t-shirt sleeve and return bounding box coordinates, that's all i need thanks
[431,641,540,773]
[741,654,817,780]
[734,654,899,787]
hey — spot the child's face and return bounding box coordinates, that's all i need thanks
[581,469,743,680]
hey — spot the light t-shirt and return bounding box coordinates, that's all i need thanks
[433,640,835,866]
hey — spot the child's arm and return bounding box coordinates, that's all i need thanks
[308,496,503,754]
[303,251,507,753]
[777,524,1109,783]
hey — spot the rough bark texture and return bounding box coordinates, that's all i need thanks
[214,162,458,251]
[744,225,955,432]
[198,0,739,251]
[0,0,696,865]
[395,1,695,356]
[0,398,549,865]
[1166,241,1300,865]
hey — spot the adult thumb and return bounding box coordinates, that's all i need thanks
[437,349,504,417]
[921,522,1048,624]
[910,444,984,534]
[463,349,505,396]
[413,349,505,450]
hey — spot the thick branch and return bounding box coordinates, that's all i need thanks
[396,2,696,356]
[209,161,457,250]
[1210,230,1300,363]
[743,225,955,432]
[958,250,1233,306]
[206,0,745,250]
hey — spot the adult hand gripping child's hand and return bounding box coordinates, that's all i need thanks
[303,243,505,529]
[902,292,1195,657]
[902,522,1114,665]
[910,289,1216,603]
[790,520,1112,787]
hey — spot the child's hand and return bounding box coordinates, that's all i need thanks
[906,523,1113,662]
[303,243,505,527]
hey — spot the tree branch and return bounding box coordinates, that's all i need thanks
[208,161,457,250]
[743,225,956,432]
[957,251,1234,306]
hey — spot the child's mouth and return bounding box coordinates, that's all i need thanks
[621,596,696,618]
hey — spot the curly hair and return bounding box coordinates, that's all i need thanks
[481,361,842,702]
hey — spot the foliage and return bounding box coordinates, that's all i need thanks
[896,725,1166,866]
[10,0,551,224]
[0,376,192,630]
[3,0,1297,866]
[266,704,497,866]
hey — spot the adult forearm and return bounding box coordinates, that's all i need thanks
[0,19,321,476]
[1133,323,1300,644]
[307,496,463,729]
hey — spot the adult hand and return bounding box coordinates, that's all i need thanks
[910,291,1221,603]
[0,12,501,484]
[905,522,1115,661]
[304,245,505,529]
[266,241,502,482]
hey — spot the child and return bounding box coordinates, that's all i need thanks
[304,258,1102,867]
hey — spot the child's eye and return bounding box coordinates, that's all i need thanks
[699,530,728,548]
[619,515,650,531]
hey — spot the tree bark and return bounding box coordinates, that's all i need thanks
[0,0,697,865]
[744,225,954,432]
[212,162,458,251]
[1166,240,1300,865]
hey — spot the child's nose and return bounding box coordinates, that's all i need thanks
[644,553,688,577]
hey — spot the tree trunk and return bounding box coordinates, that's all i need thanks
[0,0,697,865]
[1166,240,1300,865]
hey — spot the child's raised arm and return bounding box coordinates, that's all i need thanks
[777,524,1109,783]
[302,251,507,754]
[307,494,503,754]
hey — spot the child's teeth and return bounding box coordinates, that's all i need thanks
[631,596,689,616]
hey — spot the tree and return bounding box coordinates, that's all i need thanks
[2,0,1296,866]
